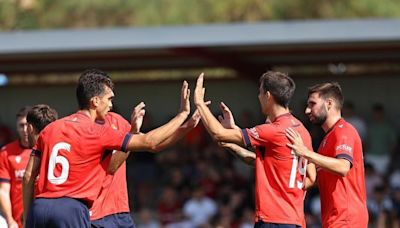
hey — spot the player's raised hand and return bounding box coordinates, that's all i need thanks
[179,80,190,114]
[130,102,146,134]
[194,73,205,106]
[218,102,238,129]
[183,101,211,128]
[286,127,308,157]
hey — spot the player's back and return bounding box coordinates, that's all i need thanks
[243,113,312,225]
[35,112,128,206]
[90,112,131,220]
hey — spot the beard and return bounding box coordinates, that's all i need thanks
[310,104,328,126]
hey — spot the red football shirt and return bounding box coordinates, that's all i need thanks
[90,112,131,220]
[34,111,132,206]
[317,118,368,227]
[241,113,312,226]
[0,140,31,227]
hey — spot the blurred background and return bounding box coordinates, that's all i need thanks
[1,0,400,227]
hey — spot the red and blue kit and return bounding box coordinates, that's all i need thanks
[90,112,131,220]
[33,111,132,206]
[0,140,32,227]
[317,118,368,228]
[241,113,312,226]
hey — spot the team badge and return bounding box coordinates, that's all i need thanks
[15,156,21,164]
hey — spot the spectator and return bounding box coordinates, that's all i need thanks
[157,186,182,225]
[343,101,368,142]
[367,185,394,227]
[366,103,397,175]
[183,186,217,227]
[136,208,160,228]
[365,162,384,198]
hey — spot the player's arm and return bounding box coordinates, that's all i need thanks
[0,182,17,228]
[125,81,190,152]
[153,108,204,151]
[219,142,255,166]
[286,128,351,177]
[193,73,244,145]
[107,102,145,174]
[22,153,40,225]
[0,151,18,228]
[216,102,255,165]
[304,162,316,189]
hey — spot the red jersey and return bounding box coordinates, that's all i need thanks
[33,111,132,206]
[89,112,131,220]
[0,140,31,227]
[241,113,312,226]
[317,118,368,228]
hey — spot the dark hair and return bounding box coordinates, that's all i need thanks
[16,106,32,119]
[76,69,114,109]
[308,82,344,110]
[259,71,295,108]
[27,104,58,133]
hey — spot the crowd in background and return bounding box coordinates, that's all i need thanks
[0,102,399,227]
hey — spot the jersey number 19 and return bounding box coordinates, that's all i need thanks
[289,150,307,189]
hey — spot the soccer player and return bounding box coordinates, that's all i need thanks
[24,69,193,227]
[286,82,368,227]
[194,71,315,227]
[90,104,205,227]
[0,106,32,228]
[22,104,58,224]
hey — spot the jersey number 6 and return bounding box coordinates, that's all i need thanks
[48,142,71,185]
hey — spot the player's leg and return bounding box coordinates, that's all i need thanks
[92,213,135,228]
[115,213,136,228]
[25,198,48,228]
[46,197,90,228]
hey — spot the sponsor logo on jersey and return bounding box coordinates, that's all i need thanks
[336,144,353,154]
[249,127,259,139]
[15,156,21,164]
[14,169,25,179]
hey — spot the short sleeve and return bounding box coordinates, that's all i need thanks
[32,132,44,157]
[0,148,11,182]
[99,126,133,152]
[241,124,275,148]
[118,116,131,133]
[333,134,355,166]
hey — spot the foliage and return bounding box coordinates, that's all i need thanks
[0,0,399,31]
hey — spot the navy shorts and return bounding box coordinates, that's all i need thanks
[26,197,90,228]
[91,212,135,228]
[254,221,301,228]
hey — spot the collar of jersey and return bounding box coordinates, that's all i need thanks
[272,112,292,123]
[75,111,92,121]
[325,118,344,135]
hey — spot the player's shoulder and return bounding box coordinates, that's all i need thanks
[334,119,357,134]
[330,119,359,141]
[0,140,19,153]
[106,112,130,128]
[106,112,123,119]
[106,112,127,123]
